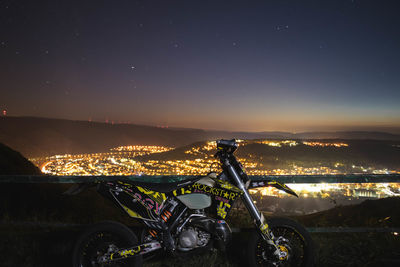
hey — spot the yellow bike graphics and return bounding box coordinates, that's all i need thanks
[101,177,244,221]
[172,177,243,219]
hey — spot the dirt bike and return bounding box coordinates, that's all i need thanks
[71,139,314,266]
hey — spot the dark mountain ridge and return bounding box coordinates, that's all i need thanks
[0,142,41,175]
[291,131,400,140]
[0,116,208,157]
[1,116,400,158]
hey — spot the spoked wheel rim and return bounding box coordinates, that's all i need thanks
[255,226,306,267]
[79,231,133,267]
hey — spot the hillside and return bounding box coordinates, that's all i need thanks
[297,197,400,227]
[0,144,132,225]
[291,131,400,140]
[1,116,400,158]
[137,139,400,171]
[236,140,400,170]
[0,143,41,175]
[0,116,208,157]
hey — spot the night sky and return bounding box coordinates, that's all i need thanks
[1,0,399,132]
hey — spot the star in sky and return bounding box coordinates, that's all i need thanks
[1,0,399,132]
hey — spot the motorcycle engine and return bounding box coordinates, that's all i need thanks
[178,227,211,251]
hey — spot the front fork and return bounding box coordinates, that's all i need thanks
[225,162,286,259]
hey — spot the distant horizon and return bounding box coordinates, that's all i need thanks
[2,1,400,136]
[2,114,400,135]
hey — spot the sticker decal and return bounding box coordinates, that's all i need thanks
[136,186,167,203]
[216,201,231,219]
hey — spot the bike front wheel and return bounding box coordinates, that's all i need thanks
[247,217,314,267]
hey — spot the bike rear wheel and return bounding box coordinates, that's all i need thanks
[72,221,142,267]
[247,217,314,267]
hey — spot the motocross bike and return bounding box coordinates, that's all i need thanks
[71,139,314,267]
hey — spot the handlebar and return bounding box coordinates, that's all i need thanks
[216,139,238,154]
[214,139,238,163]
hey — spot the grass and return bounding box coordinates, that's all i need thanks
[1,224,399,267]
[314,232,400,267]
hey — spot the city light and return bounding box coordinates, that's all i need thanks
[30,140,400,200]
[303,141,349,147]
[257,140,298,147]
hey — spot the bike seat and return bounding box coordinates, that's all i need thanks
[132,176,204,193]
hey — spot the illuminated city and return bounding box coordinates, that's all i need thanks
[35,140,378,177]
[302,141,349,147]
[257,140,298,147]
[30,140,400,203]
